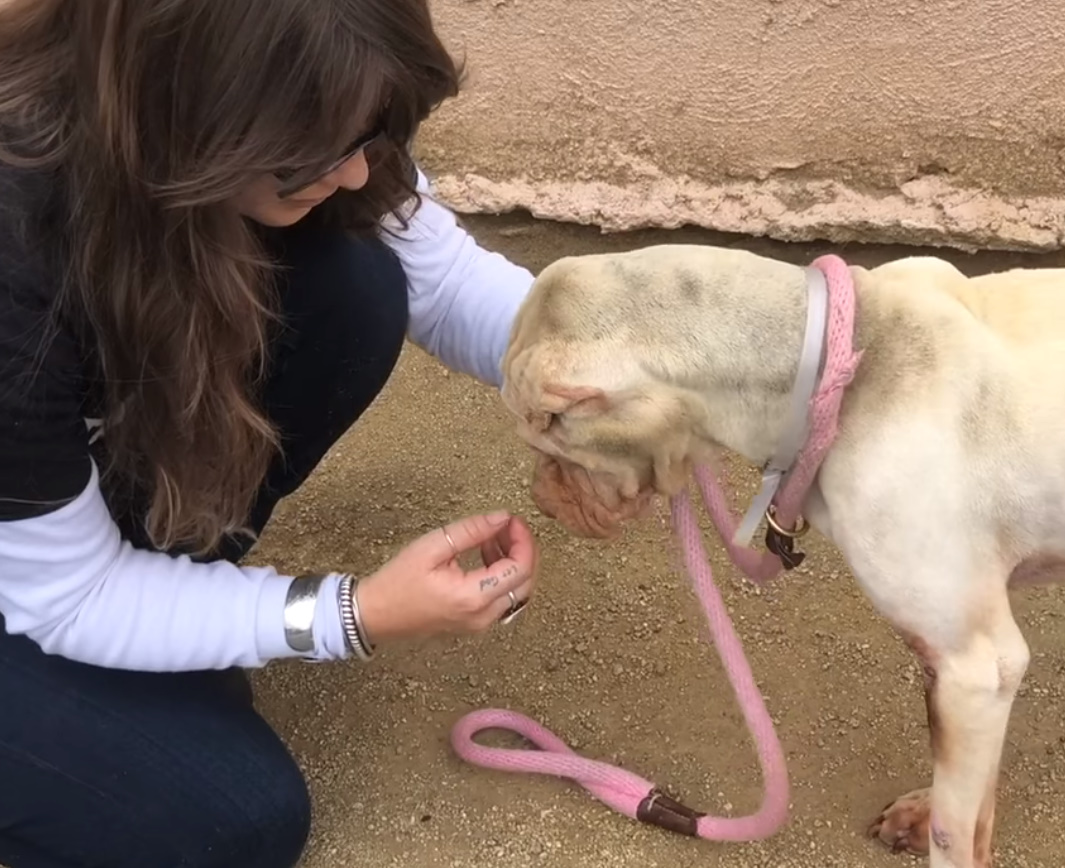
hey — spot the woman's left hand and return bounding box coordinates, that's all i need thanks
[354,512,542,645]
[478,514,541,599]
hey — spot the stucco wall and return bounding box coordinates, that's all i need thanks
[417,0,1065,252]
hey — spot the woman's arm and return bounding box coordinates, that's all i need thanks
[0,461,350,671]
[0,276,349,672]
[380,167,535,388]
[0,166,534,673]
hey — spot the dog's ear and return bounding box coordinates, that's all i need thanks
[647,396,701,495]
[525,384,609,432]
[651,443,693,495]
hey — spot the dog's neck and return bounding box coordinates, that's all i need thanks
[658,255,824,468]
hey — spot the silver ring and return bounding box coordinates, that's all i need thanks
[500,590,528,625]
[442,527,459,558]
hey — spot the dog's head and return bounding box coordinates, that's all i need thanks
[501,254,710,538]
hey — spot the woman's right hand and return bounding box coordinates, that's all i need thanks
[352,510,539,646]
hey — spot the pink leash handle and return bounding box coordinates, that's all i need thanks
[449,475,791,842]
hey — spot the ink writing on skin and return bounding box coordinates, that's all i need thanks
[479,563,520,592]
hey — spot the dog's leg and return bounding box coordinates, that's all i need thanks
[932,597,1027,868]
[812,421,1031,868]
[867,592,1028,867]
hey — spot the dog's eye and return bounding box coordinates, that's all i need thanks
[542,413,564,434]
[527,411,560,433]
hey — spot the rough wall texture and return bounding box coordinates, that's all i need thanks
[417,0,1065,251]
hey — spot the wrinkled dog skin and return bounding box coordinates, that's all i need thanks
[528,450,655,538]
[500,243,1065,868]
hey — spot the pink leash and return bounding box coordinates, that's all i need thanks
[450,255,863,842]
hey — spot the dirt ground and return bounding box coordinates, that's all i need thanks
[246,215,1065,868]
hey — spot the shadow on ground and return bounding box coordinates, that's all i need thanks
[246,215,1065,868]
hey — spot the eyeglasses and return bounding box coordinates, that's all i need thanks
[274,124,385,198]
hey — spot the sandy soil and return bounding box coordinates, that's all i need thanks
[246,215,1065,868]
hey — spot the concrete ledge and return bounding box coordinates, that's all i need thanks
[430,170,1065,255]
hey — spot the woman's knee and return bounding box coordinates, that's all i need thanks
[328,233,409,384]
[273,224,410,372]
[127,727,313,868]
[262,227,409,442]
[204,753,312,868]
[0,636,313,868]
[159,705,313,868]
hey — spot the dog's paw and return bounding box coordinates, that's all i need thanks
[867,787,931,856]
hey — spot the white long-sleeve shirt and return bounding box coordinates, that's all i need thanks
[0,167,534,671]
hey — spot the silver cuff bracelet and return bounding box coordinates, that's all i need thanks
[283,573,327,655]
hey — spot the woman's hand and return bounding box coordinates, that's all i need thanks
[354,510,540,645]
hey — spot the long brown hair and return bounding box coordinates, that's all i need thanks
[0,0,460,553]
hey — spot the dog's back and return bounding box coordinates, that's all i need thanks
[869,255,1065,341]
[952,266,1065,346]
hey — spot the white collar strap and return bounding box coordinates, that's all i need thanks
[732,265,830,547]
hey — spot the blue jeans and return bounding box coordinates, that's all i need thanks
[0,222,410,867]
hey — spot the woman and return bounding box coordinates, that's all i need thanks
[0,1,541,866]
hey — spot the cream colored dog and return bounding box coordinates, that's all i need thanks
[500,243,1065,868]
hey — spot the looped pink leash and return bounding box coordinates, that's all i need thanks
[451,255,864,842]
